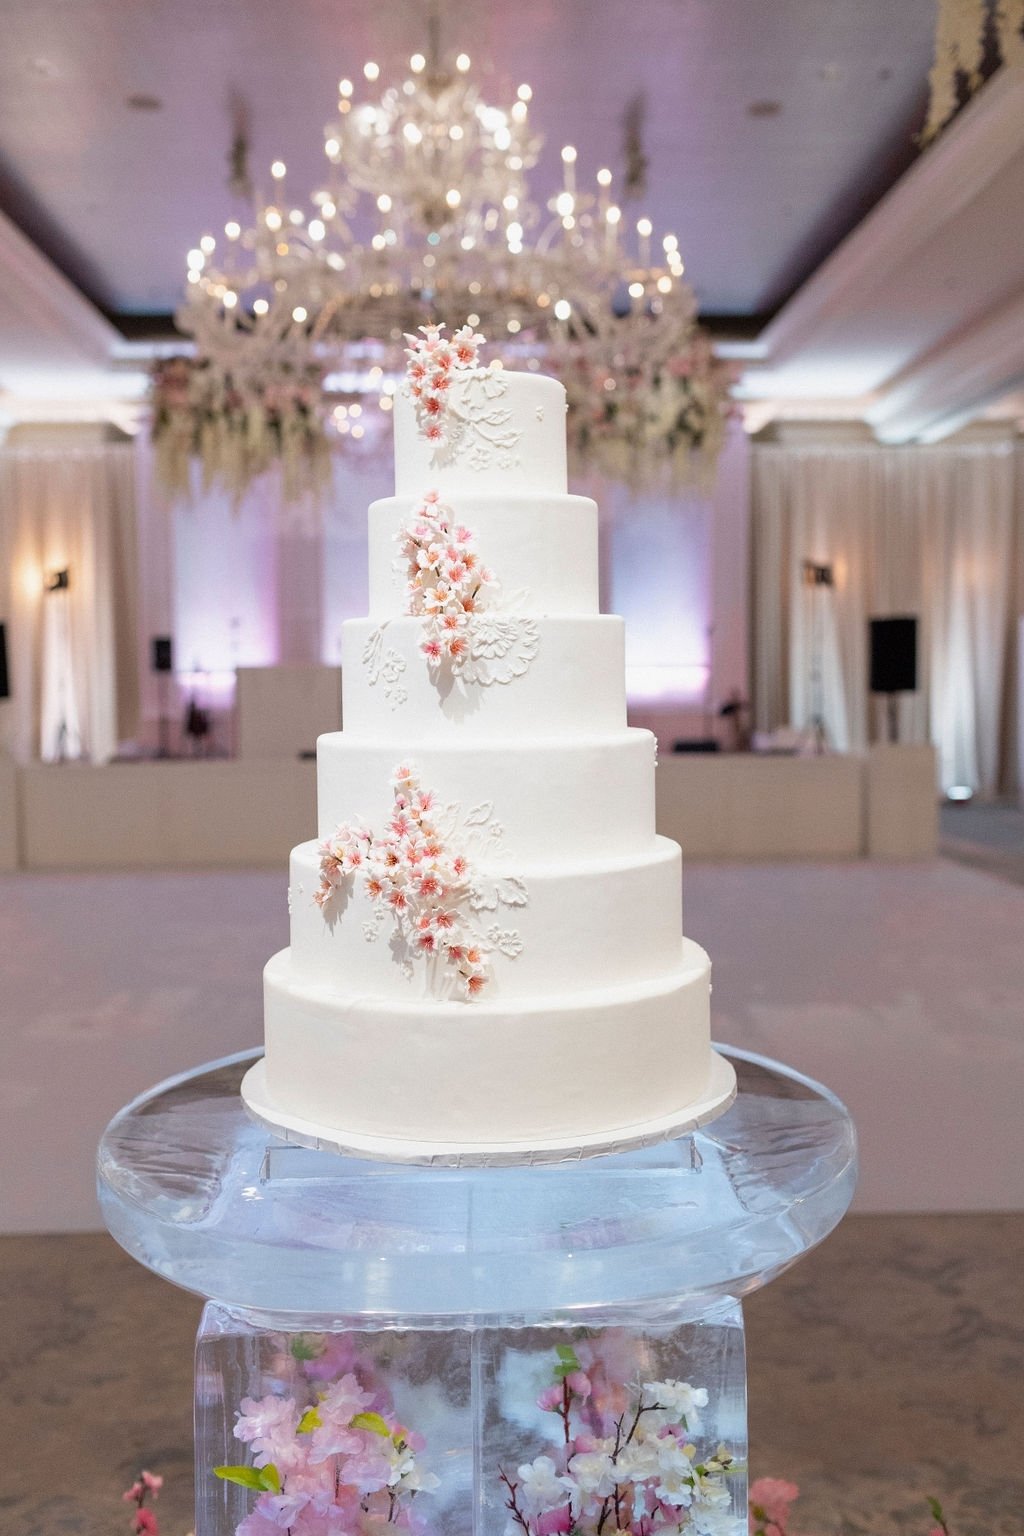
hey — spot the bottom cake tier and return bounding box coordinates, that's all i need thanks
[242,941,736,1163]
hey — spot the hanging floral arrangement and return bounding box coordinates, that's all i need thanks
[150,354,332,508]
[558,317,737,494]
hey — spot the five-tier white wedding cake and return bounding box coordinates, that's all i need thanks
[241,325,736,1162]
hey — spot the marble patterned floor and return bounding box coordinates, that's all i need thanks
[1,1214,1020,1536]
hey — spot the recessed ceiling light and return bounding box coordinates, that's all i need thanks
[819,64,842,82]
[30,57,59,78]
[747,100,782,118]
[126,92,163,111]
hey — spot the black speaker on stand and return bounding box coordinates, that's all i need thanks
[151,635,174,757]
[0,622,9,701]
[869,616,917,742]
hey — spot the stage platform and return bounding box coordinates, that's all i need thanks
[0,744,937,870]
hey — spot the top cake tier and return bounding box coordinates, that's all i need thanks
[394,370,568,497]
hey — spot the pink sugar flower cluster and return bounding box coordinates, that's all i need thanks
[397,490,495,668]
[404,322,486,446]
[316,764,490,997]
[122,1469,163,1536]
[502,1343,738,1536]
[216,1337,438,1536]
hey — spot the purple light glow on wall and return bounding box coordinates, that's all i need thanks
[160,466,719,711]
[173,485,282,680]
[605,484,712,705]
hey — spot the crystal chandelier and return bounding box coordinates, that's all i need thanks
[922,0,1024,144]
[158,24,733,504]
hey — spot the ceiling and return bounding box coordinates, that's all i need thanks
[3,0,1024,446]
[0,0,938,324]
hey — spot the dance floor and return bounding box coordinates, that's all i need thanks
[1,855,1022,1230]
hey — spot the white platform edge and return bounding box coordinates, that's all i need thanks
[238,1050,737,1168]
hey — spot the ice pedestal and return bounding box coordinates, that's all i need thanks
[98,1047,856,1536]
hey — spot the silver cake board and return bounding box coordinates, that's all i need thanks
[239,1049,737,1169]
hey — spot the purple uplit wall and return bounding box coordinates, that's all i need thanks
[173,481,281,682]
[320,459,384,665]
[604,481,712,705]
[134,425,750,745]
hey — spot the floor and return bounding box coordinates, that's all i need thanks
[2,1213,1020,1536]
[2,857,1023,1230]
[940,798,1024,887]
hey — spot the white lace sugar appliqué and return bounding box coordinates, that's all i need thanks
[361,627,408,710]
[315,766,526,1001]
[403,323,522,472]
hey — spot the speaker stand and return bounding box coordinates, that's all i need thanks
[886,693,900,744]
[156,674,172,759]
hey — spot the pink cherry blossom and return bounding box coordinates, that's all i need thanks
[748,1478,800,1528]
[536,1505,574,1535]
[403,322,485,448]
[236,1394,301,1468]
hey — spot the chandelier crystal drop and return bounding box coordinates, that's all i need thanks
[159,43,734,506]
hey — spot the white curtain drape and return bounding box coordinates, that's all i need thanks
[751,438,1021,793]
[0,443,139,763]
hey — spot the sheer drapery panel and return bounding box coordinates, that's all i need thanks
[0,444,138,763]
[751,439,1020,793]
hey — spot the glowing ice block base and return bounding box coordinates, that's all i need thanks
[98,1046,856,1536]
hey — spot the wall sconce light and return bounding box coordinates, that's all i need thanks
[45,568,70,592]
[802,560,834,588]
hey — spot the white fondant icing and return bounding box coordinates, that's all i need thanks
[260,940,715,1149]
[315,731,657,860]
[345,615,626,738]
[394,372,568,497]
